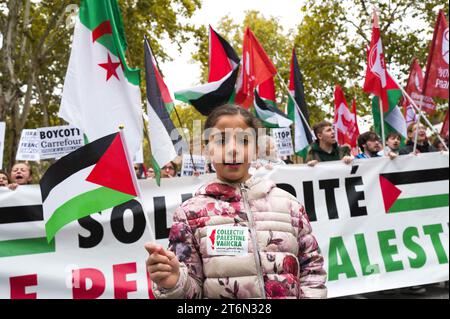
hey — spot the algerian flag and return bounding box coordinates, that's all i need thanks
[40,132,138,242]
[372,74,407,144]
[59,0,143,156]
[254,91,292,128]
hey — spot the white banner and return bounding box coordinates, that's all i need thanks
[272,128,294,157]
[37,125,84,160]
[0,153,448,299]
[0,123,5,169]
[16,129,40,161]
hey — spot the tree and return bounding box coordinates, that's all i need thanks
[0,0,202,173]
[192,1,449,126]
[294,0,449,120]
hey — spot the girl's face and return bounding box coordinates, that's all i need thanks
[208,115,256,184]
[0,174,8,187]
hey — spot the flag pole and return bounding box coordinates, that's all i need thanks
[173,106,198,173]
[119,125,156,241]
[412,96,424,154]
[389,74,448,151]
[379,99,387,155]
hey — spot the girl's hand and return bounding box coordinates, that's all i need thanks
[7,183,18,191]
[145,243,180,289]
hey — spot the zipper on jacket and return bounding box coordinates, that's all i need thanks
[240,183,266,299]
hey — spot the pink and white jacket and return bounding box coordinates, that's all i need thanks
[153,177,327,299]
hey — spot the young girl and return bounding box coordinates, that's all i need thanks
[145,105,327,299]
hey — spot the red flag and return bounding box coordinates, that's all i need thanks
[441,109,449,138]
[208,25,240,82]
[235,28,277,108]
[363,10,390,112]
[423,10,449,99]
[258,77,276,105]
[334,85,359,148]
[403,58,436,114]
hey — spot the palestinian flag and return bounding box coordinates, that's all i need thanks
[372,73,407,145]
[145,38,180,186]
[150,47,175,115]
[40,132,138,242]
[379,167,449,214]
[254,91,292,128]
[174,67,239,116]
[258,77,277,108]
[59,0,143,156]
[287,49,313,159]
[175,26,240,116]
[208,25,240,82]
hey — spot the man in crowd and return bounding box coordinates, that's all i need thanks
[355,131,383,159]
[306,121,353,166]
[384,132,402,155]
[400,123,437,155]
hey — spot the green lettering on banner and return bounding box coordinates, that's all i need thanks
[378,230,404,272]
[423,224,449,265]
[354,234,380,276]
[403,227,427,269]
[328,236,357,281]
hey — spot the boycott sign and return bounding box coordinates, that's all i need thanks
[272,128,294,157]
[0,122,5,169]
[38,125,84,160]
[16,129,40,161]
[0,153,448,298]
[181,154,206,176]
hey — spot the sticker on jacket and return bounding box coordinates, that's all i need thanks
[206,226,249,256]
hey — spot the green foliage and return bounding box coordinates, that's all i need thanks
[0,0,202,174]
[191,1,449,126]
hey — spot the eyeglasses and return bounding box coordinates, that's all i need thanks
[162,166,175,171]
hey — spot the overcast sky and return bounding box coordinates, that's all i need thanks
[159,0,306,93]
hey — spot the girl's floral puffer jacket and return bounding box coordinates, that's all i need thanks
[153,177,327,299]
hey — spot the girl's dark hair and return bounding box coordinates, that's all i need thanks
[204,104,262,133]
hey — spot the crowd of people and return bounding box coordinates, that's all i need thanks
[3,120,447,190]
[1,105,448,299]
[130,120,448,182]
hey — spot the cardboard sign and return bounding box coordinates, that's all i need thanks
[181,154,206,176]
[272,128,294,157]
[16,129,40,161]
[37,126,84,160]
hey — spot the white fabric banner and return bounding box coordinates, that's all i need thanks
[0,153,448,299]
